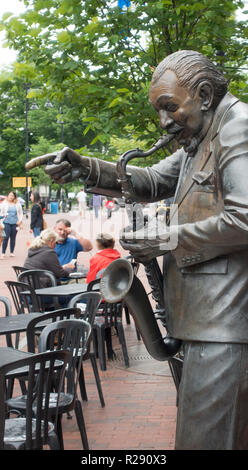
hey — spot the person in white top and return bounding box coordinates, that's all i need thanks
[76,188,87,218]
[0,191,23,259]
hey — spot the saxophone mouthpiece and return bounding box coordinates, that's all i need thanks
[154,133,175,150]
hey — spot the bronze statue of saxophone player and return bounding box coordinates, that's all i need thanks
[26,50,248,450]
[101,132,181,360]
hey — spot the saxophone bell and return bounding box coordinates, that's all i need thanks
[100,259,181,361]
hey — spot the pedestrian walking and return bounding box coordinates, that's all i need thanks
[76,188,87,217]
[30,190,43,237]
[105,198,115,219]
[92,194,102,219]
[0,191,23,259]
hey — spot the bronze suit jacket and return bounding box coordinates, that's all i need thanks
[86,92,248,343]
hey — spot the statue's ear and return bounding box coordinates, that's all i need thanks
[195,81,214,111]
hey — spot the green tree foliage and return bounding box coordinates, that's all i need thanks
[0,66,103,191]
[0,0,247,166]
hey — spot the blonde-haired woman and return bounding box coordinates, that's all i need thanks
[23,228,74,284]
[0,191,23,259]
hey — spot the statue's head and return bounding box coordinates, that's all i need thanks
[149,50,228,154]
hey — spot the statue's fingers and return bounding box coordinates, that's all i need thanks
[52,167,71,180]
[44,161,70,176]
[53,173,73,184]
[25,153,57,170]
[53,147,71,164]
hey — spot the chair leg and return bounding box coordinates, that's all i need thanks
[124,305,131,324]
[116,323,129,367]
[92,329,99,358]
[6,378,14,399]
[78,365,88,402]
[48,431,61,450]
[89,352,105,408]
[135,326,141,341]
[105,327,115,360]
[75,399,89,450]
[56,414,64,450]
[96,326,106,371]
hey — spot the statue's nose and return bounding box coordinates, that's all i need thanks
[159,110,173,130]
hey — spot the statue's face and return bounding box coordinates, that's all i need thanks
[149,70,205,152]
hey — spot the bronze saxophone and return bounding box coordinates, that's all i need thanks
[100,134,182,361]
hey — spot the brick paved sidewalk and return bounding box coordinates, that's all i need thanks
[0,209,177,450]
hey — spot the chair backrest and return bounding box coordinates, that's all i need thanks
[12,266,27,278]
[18,269,57,289]
[0,296,13,348]
[87,279,122,325]
[68,292,102,326]
[38,319,91,399]
[0,296,11,317]
[0,350,70,450]
[87,278,101,292]
[26,307,82,353]
[4,280,40,315]
[18,270,58,311]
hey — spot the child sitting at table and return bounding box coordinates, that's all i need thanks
[86,233,121,284]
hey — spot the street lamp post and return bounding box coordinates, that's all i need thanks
[22,91,64,212]
[57,106,64,143]
[23,83,32,215]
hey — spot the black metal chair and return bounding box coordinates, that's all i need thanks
[18,269,59,311]
[0,350,70,450]
[39,319,92,449]
[26,307,82,353]
[87,279,129,370]
[12,266,27,278]
[0,296,14,348]
[0,295,28,398]
[68,292,105,407]
[4,280,40,314]
[6,318,92,450]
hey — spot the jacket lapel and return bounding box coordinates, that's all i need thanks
[173,93,239,211]
[174,135,212,209]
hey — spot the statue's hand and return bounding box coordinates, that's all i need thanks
[25,147,90,184]
[120,218,171,263]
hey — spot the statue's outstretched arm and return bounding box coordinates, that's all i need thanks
[26,146,181,201]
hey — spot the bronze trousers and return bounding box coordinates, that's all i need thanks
[175,341,248,450]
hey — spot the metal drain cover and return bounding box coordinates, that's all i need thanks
[112,344,172,377]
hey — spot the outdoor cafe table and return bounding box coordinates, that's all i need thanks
[0,347,34,371]
[0,347,35,381]
[0,312,48,339]
[34,282,88,298]
[0,347,64,382]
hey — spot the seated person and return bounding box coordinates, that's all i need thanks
[24,228,74,286]
[87,233,121,284]
[54,218,92,271]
